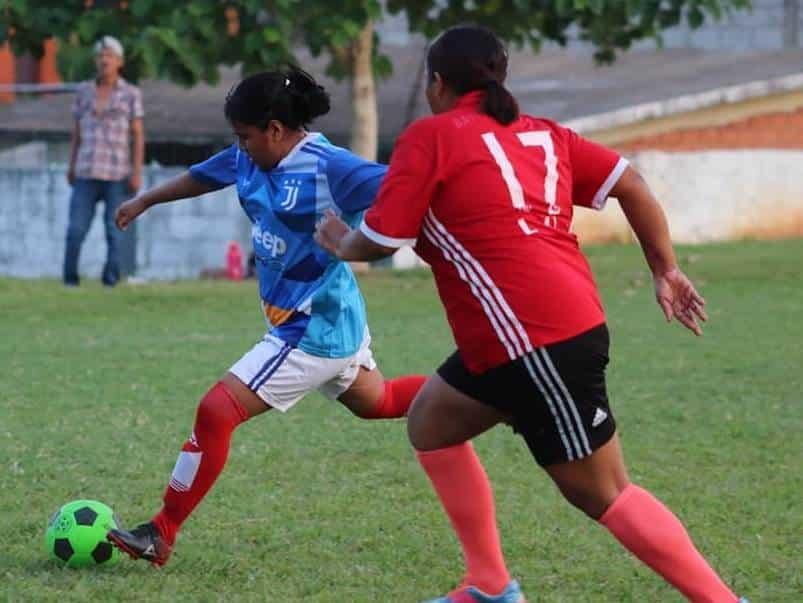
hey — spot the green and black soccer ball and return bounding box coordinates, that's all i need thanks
[44,500,121,567]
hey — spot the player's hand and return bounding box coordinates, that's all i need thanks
[314,209,351,257]
[115,196,147,231]
[653,267,707,336]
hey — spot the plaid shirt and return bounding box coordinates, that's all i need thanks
[72,78,144,181]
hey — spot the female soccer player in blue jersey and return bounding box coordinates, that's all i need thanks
[106,67,425,565]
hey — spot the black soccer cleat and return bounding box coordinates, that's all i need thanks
[107,522,172,567]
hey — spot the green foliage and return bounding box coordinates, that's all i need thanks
[2,0,386,85]
[388,0,752,63]
[2,0,752,84]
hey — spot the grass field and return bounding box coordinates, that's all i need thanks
[1,239,802,602]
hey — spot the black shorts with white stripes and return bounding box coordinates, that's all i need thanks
[437,323,616,467]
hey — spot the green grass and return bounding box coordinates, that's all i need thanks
[1,239,801,602]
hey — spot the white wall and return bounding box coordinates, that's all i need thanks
[2,150,802,280]
[573,150,803,244]
[0,166,250,280]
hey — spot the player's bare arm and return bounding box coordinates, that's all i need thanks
[612,166,707,335]
[115,172,214,230]
[315,209,395,261]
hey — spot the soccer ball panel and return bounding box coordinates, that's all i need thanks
[91,541,114,563]
[74,506,98,526]
[53,538,74,562]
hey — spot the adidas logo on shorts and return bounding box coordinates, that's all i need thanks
[592,407,608,428]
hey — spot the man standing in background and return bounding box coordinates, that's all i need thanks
[64,35,144,287]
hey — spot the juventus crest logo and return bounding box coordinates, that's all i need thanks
[280,178,302,211]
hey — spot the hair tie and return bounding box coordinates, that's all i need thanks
[484,79,498,88]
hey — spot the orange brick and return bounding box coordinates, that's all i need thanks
[617,108,803,152]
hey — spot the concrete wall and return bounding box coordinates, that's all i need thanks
[2,150,802,280]
[573,149,803,244]
[0,166,251,280]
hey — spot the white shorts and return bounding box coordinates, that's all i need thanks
[229,329,377,412]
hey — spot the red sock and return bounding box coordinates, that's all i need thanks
[417,442,511,594]
[360,375,426,419]
[600,484,738,603]
[152,382,249,545]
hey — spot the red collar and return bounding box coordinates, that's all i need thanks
[453,90,485,111]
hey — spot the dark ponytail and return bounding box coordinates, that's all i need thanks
[482,79,518,126]
[224,65,330,130]
[427,25,519,125]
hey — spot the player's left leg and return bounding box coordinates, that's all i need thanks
[326,328,426,420]
[337,366,426,419]
[526,324,742,602]
[545,434,741,603]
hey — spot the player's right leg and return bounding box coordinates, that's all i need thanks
[545,435,743,602]
[407,373,523,603]
[107,373,267,565]
[107,335,300,565]
[63,179,100,286]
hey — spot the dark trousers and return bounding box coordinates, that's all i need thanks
[63,178,133,286]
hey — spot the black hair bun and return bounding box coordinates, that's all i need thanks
[287,66,331,122]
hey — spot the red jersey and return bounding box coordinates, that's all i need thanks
[361,92,629,373]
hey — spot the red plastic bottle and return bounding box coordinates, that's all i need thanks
[225,241,244,281]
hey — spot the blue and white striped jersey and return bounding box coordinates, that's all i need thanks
[189,133,387,358]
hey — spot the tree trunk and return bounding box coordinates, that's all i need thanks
[403,46,428,127]
[349,20,377,161]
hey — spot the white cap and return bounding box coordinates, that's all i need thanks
[94,35,124,59]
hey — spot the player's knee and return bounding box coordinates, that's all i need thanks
[195,382,248,432]
[343,389,385,419]
[406,401,438,451]
[556,481,623,520]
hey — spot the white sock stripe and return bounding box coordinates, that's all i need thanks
[527,350,584,459]
[521,354,575,461]
[537,348,592,456]
[169,479,190,492]
[422,220,519,360]
[426,210,533,352]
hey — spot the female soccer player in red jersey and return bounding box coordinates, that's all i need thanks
[316,26,748,603]
[105,67,425,566]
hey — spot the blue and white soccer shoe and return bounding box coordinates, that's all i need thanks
[422,579,526,603]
